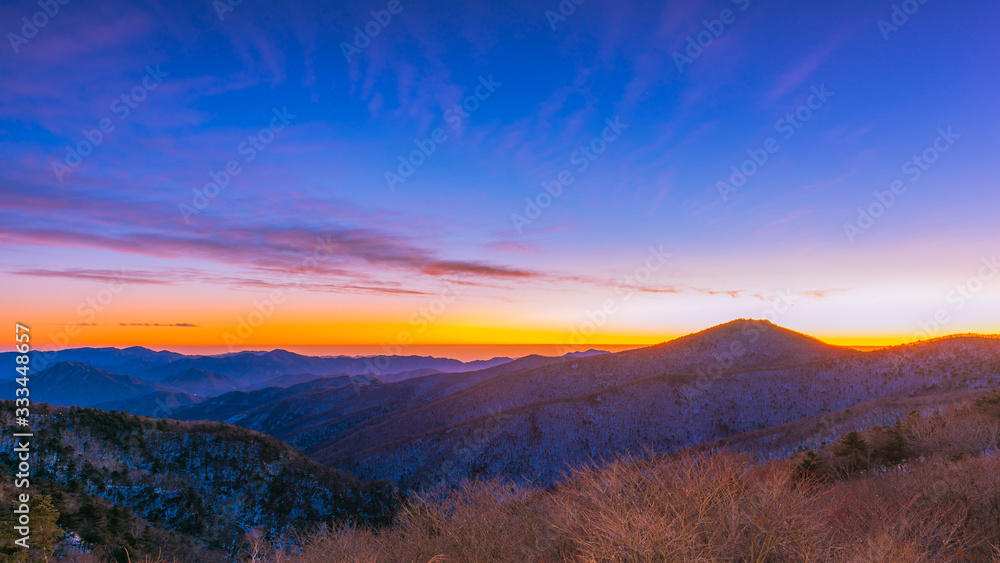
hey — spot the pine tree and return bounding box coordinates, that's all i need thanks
[32,495,64,557]
[0,494,63,560]
[833,431,870,474]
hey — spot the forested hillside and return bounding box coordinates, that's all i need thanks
[154,322,1000,490]
[253,388,1000,562]
[0,402,396,561]
[312,324,1000,487]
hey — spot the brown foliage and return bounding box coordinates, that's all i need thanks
[245,388,1000,562]
[237,449,999,562]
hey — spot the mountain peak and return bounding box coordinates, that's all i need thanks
[264,349,304,360]
[699,318,823,342]
[642,318,853,371]
[708,318,779,331]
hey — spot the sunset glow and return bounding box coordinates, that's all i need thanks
[6,2,1000,558]
[2,0,998,357]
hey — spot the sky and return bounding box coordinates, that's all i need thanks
[1,0,998,355]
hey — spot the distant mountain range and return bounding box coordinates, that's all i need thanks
[11,320,1000,491]
[6,319,1000,561]
[159,368,243,396]
[2,347,536,412]
[177,320,1000,487]
[172,353,574,449]
[7,345,185,374]
[4,362,164,408]
[132,350,513,384]
[96,390,206,415]
[2,346,516,385]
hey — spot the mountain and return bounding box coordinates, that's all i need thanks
[247,372,334,390]
[170,374,385,436]
[248,388,1000,562]
[247,372,379,390]
[172,353,575,453]
[10,323,1000,560]
[95,390,207,417]
[0,403,396,561]
[0,346,184,377]
[14,362,165,407]
[7,362,236,413]
[304,321,1000,487]
[563,349,611,358]
[4,347,515,385]
[20,321,1000,492]
[371,367,442,383]
[138,350,513,384]
[650,318,855,369]
[159,368,244,396]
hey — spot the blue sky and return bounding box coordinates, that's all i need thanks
[1,0,998,349]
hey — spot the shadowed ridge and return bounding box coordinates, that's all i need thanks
[159,367,244,396]
[911,333,1000,344]
[17,361,162,407]
[861,333,1000,355]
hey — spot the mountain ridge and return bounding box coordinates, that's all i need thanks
[13,321,1000,490]
[308,326,999,487]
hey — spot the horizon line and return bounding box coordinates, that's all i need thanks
[8,330,999,359]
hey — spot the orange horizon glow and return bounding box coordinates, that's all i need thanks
[3,0,1000,372]
[5,265,997,361]
[8,320,998,361]
[4,236,998,361]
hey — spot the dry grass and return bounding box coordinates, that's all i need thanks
[46,391,1000,561]
[243,448,999,563]
[229,389,1000,562]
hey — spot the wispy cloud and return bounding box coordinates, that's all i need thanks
[5,223,541,285]
[12,268,186,285]
[704,289,743,298]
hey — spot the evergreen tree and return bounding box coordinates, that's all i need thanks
[833,431,870,474]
